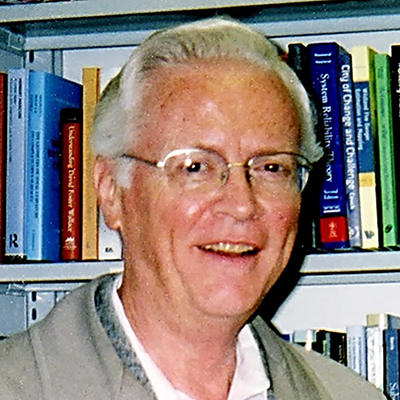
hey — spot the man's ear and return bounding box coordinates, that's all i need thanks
[93,157,122,231]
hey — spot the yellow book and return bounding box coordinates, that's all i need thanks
[82,67,100,260]
[351,46,380,248]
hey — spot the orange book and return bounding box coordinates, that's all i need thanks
[82,67,100,260]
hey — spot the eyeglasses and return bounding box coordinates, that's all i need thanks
[119,148,311,197]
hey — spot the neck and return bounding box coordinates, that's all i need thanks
[118,278,246,400]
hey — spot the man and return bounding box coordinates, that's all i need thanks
[0,18,384,400]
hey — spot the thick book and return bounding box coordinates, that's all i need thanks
[384,328,400,400]
[338,48,362,248]
[60,108,83,261]
[308,42,349,249]
[374,52,398,247]
[82,67,100,260]
[287,42,319,250]
[366,313,400,391]
[346,324,367,378]
[5,68,29,260]
[390,45,400,246]
[26,71,82,261]
[352,45,380,248]
[0,72,7,262]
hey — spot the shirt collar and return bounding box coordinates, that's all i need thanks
[111,277,269,400]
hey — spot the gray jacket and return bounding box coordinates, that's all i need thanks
[0,275,385,400]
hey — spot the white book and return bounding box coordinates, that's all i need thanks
[98,211,122,261]
[5,68,29,259]
[346,325,367,378]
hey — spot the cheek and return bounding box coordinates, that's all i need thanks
[263,198,301,242]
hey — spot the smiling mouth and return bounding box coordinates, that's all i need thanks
[199,242,259,256]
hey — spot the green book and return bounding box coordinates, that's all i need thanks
[374,52,398,246]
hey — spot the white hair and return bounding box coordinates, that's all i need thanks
[92,17,323,185]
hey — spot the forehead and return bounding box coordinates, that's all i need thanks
[135,59,301,154]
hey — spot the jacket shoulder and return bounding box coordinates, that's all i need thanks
[0,275,123,400]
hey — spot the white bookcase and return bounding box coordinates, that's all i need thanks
[2,0,400,336]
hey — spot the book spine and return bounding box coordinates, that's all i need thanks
[308,43,349,249]
[0,72,7,262]
[338,48,362,248]
[384,328,400,400]
[5,69,28,260]
[98,211,122,260]
[352,46,380,248]
[374,52,398,247]
[61,108,82,261]
[82,67,100,260]
[26,71,53,261]
[367,325,384,390]
[390,45,400,246]
[346,325,367,378]
[324,331,347,365]
[287,42,318,249]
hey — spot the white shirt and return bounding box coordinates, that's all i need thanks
[112,286,269,400]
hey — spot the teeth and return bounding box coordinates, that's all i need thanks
[202,242,256,254]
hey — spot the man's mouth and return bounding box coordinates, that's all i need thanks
[199,242,259,256]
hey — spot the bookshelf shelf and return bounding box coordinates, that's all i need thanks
[1,0,400,51]
[0,250,399,284]
[0,261,123,283]
[0,0,332,23]
[302,250,400,274]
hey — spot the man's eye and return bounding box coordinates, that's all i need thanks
[185,161,204,173]
[263,163,281,173]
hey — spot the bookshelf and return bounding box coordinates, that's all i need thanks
[2,0,400,336]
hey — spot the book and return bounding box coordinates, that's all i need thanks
[390,45,400,246]
[338,48,362,248]
[26,70,82,261]
[351,45,380,248]
[0,72,7,262]
[287,42,313,94]
[60,108,83,261]
[384,328,400,400]
[98,211,122,260]
[5,68,29,261]
[346,324,367,378]
[287,42,319,249]
[82,67,100,260]
[374,52,398,247]
[308,42,349,249]
[293,328,347,365]
[366,313,400,391]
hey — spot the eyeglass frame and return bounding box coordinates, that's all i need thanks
[117,148,313,194]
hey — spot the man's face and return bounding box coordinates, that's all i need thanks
[115,60,302,324]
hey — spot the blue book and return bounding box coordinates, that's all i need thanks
[26,71,82,261]
[338,47,362,248]
[384,329,400,400]
[5,68,29,260]
[308,42,349,249]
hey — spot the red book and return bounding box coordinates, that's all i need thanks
[0,73,7,262]
[60,108,82,260]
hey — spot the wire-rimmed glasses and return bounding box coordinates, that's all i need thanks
[119,148,311,197]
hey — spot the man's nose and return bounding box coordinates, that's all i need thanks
[213,167,258,221]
